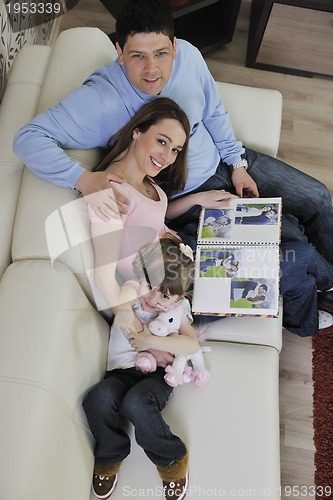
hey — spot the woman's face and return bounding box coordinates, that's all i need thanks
[132,118,186,177]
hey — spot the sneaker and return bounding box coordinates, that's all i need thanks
[92,473,118,499]
[162,471,189,500]
[318,310,333,330]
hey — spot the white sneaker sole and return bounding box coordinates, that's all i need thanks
[179,471,189,500]
[318,310,333,330]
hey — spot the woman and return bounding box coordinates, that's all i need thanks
[89,97,190,310]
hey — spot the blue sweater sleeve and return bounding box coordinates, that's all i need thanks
[196,49,244,164]
[13,63,133,189]
[13,83,106,189]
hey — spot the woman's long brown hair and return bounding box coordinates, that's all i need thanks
[93,97,190,197]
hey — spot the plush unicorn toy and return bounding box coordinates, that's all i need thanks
[135,304,209,388]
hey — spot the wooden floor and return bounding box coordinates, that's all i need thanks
[59,0,333,497]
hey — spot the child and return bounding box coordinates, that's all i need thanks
[83,237,197,500]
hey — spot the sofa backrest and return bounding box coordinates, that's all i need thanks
[0,45,51,281]
[216,81,282,158]
[6,28,282,307]
[10,29,117,305]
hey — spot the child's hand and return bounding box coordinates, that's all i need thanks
[129,325,154,351]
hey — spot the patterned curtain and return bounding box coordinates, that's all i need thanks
[0,0,57,100]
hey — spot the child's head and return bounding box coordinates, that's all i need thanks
[258,284,268,294]
[133,235,195,312]
[116,0,174,50]
[95,98,190,197]
[264,208,277,217]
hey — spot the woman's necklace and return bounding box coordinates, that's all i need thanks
[112,162,152,197]
[143,178,152,196]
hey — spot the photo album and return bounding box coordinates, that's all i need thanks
[192,197,282,317]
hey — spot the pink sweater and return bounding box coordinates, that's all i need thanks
[89,180,169,282]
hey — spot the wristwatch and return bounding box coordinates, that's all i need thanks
[231,158,248,170]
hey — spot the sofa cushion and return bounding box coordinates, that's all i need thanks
[0,260,109,500]
[88,341,281,500]
[0,260,109,410]
[204,311,283,351]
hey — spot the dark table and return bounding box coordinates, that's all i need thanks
[246,0,333,77]
[100,0,242,53]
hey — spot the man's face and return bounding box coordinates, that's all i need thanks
[116,32,176,95]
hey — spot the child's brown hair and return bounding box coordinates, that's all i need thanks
[133,235,195,297]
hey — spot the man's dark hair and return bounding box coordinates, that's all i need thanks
[116,0,174,49]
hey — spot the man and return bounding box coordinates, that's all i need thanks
[13,2,333,312]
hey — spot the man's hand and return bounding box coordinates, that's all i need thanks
[231,168,259,198]
[76,170,129,219]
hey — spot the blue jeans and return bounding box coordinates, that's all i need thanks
[170,148,333,266]
[280,241,333,336]
[83,367,186,468]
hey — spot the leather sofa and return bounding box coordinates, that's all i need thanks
[0,28,283,500]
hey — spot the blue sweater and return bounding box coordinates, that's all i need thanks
[13,39,244,193]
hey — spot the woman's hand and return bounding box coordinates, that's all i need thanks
[167,189,238,220]
[193,190,239,208]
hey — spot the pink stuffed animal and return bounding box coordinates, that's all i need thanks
[135,303,209,388]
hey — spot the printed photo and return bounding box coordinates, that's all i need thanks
[229,277,277,310]
[199,248,241,278]
[234,202,280,226]
[200,208,233,238]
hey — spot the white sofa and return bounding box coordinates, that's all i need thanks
[0,28,283,500]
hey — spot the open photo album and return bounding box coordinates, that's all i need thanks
[192,197,282,317]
